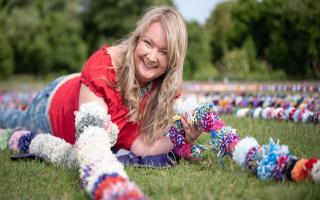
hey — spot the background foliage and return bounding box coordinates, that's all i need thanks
[0,0,319,80]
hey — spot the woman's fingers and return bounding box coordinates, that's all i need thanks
[181,114,201,145]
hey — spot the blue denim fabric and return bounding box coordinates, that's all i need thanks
[0,76,65,134]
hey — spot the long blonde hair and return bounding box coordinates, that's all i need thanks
[116,5,187,144]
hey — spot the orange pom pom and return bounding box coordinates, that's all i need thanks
[291,159,309,182]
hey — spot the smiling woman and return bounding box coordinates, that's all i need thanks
[134,22,169,88]
[0,5,201,158]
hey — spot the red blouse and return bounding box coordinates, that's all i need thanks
[49,45,145,150]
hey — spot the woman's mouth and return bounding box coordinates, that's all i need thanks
[143,60,156,68]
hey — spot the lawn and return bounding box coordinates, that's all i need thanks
[0,116,319,200]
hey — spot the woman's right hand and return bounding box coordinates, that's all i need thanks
[181,114,202,145]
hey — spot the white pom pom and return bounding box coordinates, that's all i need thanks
[253,107,262,119]
[76,102,107,121]
[261,107,272,120]
[232,137,259,169]
[75,102,108,137]
[174,96,199,115]
[236,108,250,118]
[302,110,313,123]
[311,160,320,183]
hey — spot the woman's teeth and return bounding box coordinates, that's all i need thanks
[144,61,155,68]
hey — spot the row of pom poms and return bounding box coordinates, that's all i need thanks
[180,94,320,124]
[169,99,320,183]
[234,107,320,124]
[0,91,36,110]
[0,126,146,200]
[0,105,147,200]
[210,128,320,183]
[74,102,146,200]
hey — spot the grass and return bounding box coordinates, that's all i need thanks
[0,116,320,200]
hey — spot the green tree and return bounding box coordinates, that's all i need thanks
[1,0,87,75]
[184,21,216,80]
[0,26,13,79]
[232,0,320,78]
[82,0,173,53]
[206,1,235,63]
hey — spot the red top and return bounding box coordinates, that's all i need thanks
[49,45,151,150]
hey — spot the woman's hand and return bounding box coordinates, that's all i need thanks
[181,114,202,145]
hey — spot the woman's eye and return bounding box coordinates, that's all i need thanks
[144,40,151,47]
[160,50,167,55]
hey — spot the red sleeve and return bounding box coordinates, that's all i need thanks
[80,46,118,109]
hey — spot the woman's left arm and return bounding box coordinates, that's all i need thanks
[130,114,201,156]
[130,135,174,156]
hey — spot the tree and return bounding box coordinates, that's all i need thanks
[82,0,174,54]
[1,0,87,75]
[184,21,216,80]
[0,26,13,79]
[232,0,320,78]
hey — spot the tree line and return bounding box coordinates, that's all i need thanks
[0,0,319,80]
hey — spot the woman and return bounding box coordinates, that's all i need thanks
[0,5,201,157]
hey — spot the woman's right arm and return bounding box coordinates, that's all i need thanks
[78,83,110,129]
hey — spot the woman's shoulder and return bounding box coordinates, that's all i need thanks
[81,45,117,79]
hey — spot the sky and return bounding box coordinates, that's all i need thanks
[173,0,226,25]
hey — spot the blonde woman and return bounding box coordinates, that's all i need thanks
[0,6,201,159]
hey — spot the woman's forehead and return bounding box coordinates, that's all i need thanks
[142,22,167,50]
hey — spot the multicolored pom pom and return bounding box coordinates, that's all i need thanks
[232,137,259,169]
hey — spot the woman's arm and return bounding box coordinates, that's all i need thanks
[130,114,201,156]
[130,135,174,156]
[79,83,110,129]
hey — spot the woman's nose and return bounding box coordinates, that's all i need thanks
[147,49,158,62]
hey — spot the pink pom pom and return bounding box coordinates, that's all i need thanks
[8,130,30,153]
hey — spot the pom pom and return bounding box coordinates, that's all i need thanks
[174,143,191,159]
[232,137,259,169]
[291,159,309,182]
[292,109,301,123]
[167,126,185,147]
[283,157,298,181]
[245,146,261,175]
[301,110,313,123]
[303,158,318,173]
[18,132,36,153]
[29,134,77,167]
[253,107,262,119]
[257,139,290,180]
[275,108,285,120]
[75,102,107,138]
[174,96,199,115]
[93,173,145,200]
[312,112,320,125]
[311,160,320,183]
[8,130,30,153]
[261,107,273,120]
[191,144,208,159]
[272,155,290,180]
[209,126,240,157]
[236,108,250,118]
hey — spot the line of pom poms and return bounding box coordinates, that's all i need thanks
[167,101,320,183]
[0,128,146,200]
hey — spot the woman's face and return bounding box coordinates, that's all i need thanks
[134,21,169,87]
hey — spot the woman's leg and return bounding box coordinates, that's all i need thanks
[0,76,64,133]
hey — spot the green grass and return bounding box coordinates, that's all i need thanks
[1,116,319,200]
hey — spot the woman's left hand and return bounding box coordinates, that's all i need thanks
[181,114,202,145]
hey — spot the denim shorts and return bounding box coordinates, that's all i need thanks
[0,76,65,134]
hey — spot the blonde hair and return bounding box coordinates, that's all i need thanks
[116,5,187,144]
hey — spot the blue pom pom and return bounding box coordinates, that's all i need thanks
[18,132,36,153]
[257,138,290,180]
